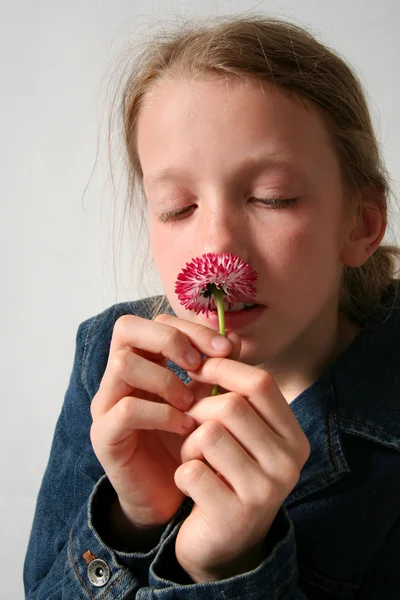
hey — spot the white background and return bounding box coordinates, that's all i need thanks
[1,1,399,597]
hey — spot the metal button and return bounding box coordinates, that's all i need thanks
[87,558,110,587]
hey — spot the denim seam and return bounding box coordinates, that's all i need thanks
[298,572,357,594]
[68,530,95,599]
[291,414,341,495]
[69,530,130,599]
[327,413,338,470]
[337,415,396,437]
[81,314,104,392]
[273,562,297,599]
[299,472,335,490]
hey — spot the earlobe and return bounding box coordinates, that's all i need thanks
[340,197,386,268]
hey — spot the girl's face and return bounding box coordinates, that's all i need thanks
[137,76,355,368]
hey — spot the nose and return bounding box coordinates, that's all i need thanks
[196,197,250,260]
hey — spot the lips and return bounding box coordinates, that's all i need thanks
[204,304,267,330]
[223,301,260,312]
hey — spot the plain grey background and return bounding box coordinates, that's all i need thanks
[2,1,399,597]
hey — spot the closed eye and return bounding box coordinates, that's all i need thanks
[251,197,298,208]
[158,197,298,223]
[158,205,197,223]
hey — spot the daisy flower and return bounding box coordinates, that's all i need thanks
[175,252,257,318]
[175,252,257,395]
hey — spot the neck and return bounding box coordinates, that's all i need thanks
[257,308,361,404]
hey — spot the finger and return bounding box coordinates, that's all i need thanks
[184,331,241,399]
[184,331,242,400]
[92,350,195,419]
[111,314,233,367]
[183,393,302,484]
[98,315,233,414]
[154,314,234,357]
[92,395,196,451]
[180,419,268,503]
[225,331,242,362]
[110,315,199,368]
[174,459,235,521]
[187,359,304,443]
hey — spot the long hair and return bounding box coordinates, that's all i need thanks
[109,16,399,322]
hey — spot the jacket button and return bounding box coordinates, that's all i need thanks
[87,558,110,587]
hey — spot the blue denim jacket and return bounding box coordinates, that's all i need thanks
[24,290,400,599]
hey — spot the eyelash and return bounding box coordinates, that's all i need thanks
[158,206,194,223]
[251,197,298,208]
[158,197,298,223]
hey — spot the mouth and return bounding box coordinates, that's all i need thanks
[205,302,266,331]
[217,300,262,312]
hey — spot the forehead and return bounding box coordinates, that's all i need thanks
[140,74,327,132]
[138,75,337,185]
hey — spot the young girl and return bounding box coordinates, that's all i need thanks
[24,16,400,599]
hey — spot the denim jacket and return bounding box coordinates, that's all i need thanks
[24,289,400,599]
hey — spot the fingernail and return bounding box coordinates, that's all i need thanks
[182,414,195,429]
[186,347,201,366]
[183,386,195,408]
[211,335,231,352]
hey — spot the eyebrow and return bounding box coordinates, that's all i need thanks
[143,153,307,188]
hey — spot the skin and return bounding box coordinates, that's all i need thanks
[139,76,384,402]
[90,75,384,583]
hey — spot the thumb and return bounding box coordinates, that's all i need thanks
[186,331,242,400]
[225,331,242,362]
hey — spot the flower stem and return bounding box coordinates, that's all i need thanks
[212,288,226,396]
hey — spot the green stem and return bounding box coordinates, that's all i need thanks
[212,289,226,396]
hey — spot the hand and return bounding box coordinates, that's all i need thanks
[90,313,239,537]
[173,356,311,582]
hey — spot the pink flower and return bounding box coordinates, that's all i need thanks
[175,252,257,317]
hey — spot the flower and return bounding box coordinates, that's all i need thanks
[176,252,257,396]
[175,252,257,317]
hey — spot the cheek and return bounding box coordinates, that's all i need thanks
[149,225,190,306]
[260,214,344,278]
[150,233,174,286]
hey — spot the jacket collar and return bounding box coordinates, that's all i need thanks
[286,375,351,506]
[287,284,400,505]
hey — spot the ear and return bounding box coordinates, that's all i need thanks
[340,189,386,268]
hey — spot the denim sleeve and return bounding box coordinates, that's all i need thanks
[23,318,180,599]
[136,503,309,600]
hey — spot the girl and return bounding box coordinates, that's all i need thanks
[24,15,400,599]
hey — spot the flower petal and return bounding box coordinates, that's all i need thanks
[175,252,257,315]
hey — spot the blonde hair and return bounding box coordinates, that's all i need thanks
[109,15,399,323]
